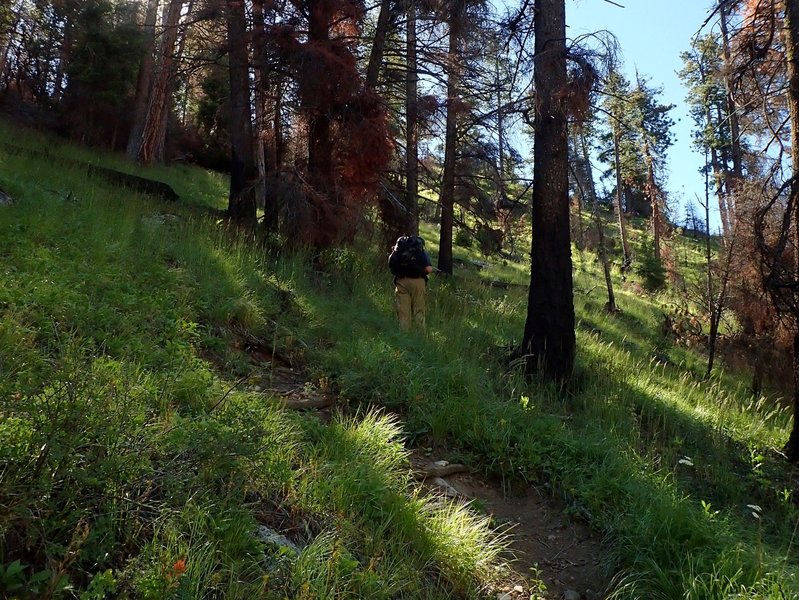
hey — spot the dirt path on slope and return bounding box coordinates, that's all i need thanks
[242,346,608,599]
[411,454,607,600]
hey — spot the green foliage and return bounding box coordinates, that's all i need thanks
[1,125,797,599]
[454,227,472,248]
[635,234,667,291]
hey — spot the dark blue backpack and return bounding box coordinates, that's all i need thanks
[388,235,425,278]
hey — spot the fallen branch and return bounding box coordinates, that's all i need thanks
[413,463,469,480]
[279,395,335,411]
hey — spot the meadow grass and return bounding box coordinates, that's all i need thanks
[0,127,510,598]
[1,121,798,598]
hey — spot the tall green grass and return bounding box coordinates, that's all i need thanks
[0,126,510,598]
[1,120,797,598]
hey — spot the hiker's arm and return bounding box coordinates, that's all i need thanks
[424,265,433,274]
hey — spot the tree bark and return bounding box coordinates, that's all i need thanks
[252,0,267,213]
[644,141,661,262]
[52,7,74,102]
[437,0,463,275]
[307,0,335,193]
[719,0,743,225]
[782,0,799,462]
[226,0,258,227]
[126,0,159,161]
[613,126,631,269]
[580,129,616,312]
[405,0,419,235]
[365,0,393,89]
[519,0,575,382]
[135,0,183,164]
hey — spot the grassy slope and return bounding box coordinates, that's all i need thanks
[0,122,797,598]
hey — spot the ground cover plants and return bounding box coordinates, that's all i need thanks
[1,122,799,598]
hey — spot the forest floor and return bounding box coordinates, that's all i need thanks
[250,344,607,599]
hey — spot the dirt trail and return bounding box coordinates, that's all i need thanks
[412,454,606,599]
[246,347,608,599]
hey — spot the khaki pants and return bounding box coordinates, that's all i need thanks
[394,277,427,330]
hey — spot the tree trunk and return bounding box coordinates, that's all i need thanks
[437,0,463,275]
[154,0,193,162]
[226,0,257,227]
[719,0,743,225]
[365,0,393,89]
[135,0,183,164]
[307,0,335,193]
[782,0,799,462]
[53,9,74,101]
[581,129,616,312]
[252,0,267,213]
[127,0,159,161]
[405,0,419,235]
[708,105,730,237]
[613,126,631,269]
[703,160,719,377]
[644,142,661,262]
[495,52,505,212]
[519,0,575,382]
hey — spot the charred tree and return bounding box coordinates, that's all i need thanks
[518,0,575,381]
[226,0,258,227]
[437,0,464,275]
[405,0,419,235]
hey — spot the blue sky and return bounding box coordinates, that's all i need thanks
[568,0,720,229]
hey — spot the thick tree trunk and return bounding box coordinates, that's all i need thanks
[226,0,257,227]
[126,0,159,161]
[613,126,631,269]
[783,0,799,462]
[519,0,575,382]
[365,0,392,89]
[405,1,419,235]
[437,0,463,275]
[135,0,183,164]
[307,0,335,193]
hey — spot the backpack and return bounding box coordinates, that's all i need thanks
[388,235,426,278]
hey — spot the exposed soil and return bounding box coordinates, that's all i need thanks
[411,454,607,599]
[246,343,609,599]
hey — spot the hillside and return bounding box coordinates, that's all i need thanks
[1,123,798,599]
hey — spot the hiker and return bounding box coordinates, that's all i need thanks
[388,235,433,330]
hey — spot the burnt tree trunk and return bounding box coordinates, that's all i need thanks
[783,0,799,462]
[405,0,419,235]
[226,0,257,227]
[307,0,335,193]
[365,0,393,89]
[437,0,463,275]
[519,0,575,382]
